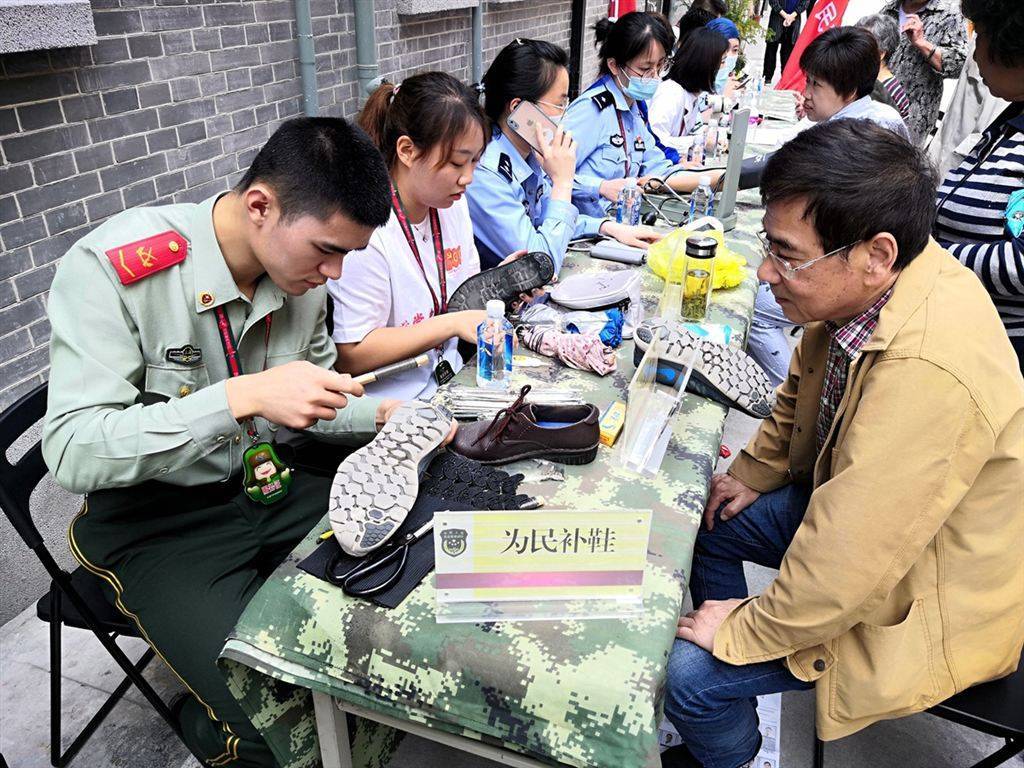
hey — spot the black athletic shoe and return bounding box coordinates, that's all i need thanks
[447,251,555,313]
[634,318,776,419]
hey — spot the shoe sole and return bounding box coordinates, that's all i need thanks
[447,252,555,312]
[635,325,775,419]
[466,443,599,466]
[329,402,450,556]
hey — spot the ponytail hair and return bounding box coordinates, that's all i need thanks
[595,11,674,75]
[482,38,569,126]
[358,71,488,169]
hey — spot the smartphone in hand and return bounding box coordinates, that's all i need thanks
[507,101,559,155]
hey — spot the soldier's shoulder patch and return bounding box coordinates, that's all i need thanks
[497,153,514,183]
[590,90,615,111]
[104,230,187,286]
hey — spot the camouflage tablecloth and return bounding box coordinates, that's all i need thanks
[218,192,767,768]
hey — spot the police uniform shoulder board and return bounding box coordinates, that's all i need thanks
[497,153,514,184]
[590,89,615,111]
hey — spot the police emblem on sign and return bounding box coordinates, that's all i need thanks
[440,528,467,557]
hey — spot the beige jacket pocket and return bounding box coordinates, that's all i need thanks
[830,599,939,722]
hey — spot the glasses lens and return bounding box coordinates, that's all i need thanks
[770,252,793,279]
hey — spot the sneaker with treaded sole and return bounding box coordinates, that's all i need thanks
[634,318,775,419]
[447,251,555,313]
[329,402,451,556]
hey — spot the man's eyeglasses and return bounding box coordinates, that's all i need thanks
[623,59,672,79]
[756,231,860,280]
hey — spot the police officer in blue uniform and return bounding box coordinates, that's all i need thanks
[468,38,662,271]
[562,12,722,219]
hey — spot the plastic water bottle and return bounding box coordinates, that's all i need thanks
[687,126,707,165]
[615,178,642,226]
[476,299,513,390]
[688,174,714,223]
[705,118,720,162]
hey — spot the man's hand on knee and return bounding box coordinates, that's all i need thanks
[704,474,761,531]
[677,598,745,651]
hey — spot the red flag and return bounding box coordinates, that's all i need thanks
[608,0,637,19]
[776,0,850,92]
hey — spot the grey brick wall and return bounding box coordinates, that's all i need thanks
[0,0,597,411]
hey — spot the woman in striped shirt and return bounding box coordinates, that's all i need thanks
[934,0,1024,373]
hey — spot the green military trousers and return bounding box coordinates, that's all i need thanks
[69,472,332,768]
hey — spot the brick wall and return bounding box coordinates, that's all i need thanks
[0,0,591,409]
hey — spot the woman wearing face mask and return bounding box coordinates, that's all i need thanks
[467,38,662,272]
[326,72,489,401]
[706,17,743,97]
[649,27,729,154]
[561,12,721,219]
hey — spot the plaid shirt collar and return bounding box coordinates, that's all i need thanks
[824,287,895,360]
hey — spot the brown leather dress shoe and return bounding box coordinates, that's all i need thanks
[451,385,600,466]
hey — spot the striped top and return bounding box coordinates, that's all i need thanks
[934,104,1024,337]
[881,76,911,123]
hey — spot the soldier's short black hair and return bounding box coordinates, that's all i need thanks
[962,0,1024,67]
[800,26,881,100]
[762,120,937,270]
[237,117,391,228]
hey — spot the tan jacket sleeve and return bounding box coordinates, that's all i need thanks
[714,358,994,670]
[727,338,803,492]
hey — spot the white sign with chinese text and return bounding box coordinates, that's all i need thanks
[433,509,652,623]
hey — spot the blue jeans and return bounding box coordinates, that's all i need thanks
[747,284,794,387]
[664,484,815,768]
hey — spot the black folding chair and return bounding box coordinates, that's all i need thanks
[0,383,183,767]
[813,659,1024,768]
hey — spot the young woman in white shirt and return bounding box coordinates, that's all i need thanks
[649,27,729,155]
[326,72,489,401]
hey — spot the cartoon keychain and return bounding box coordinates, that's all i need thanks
[243,442,292,505]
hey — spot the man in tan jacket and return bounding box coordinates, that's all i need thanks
[661,119,1024,768]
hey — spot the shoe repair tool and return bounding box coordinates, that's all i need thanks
[438,386,584,420]
[353,353,430,385]
[599,401,627,447]
[326,519,434,597]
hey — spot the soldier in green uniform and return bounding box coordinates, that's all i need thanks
[42,117,404,767]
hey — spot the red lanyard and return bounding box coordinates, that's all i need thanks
[390,183,447,316]
[616,111,631,178]
[214,304,272,438]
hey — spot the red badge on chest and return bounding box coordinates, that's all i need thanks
[104,231,187,285]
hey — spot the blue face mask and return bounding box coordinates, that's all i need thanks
[620,72,660,101]
[715,54,738,94]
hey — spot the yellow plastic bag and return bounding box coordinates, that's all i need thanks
[648,227,747,289]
